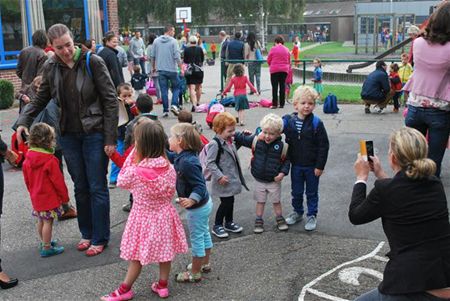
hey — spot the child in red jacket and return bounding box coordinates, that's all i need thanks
[22,123,68,258]
[389,63,402,113]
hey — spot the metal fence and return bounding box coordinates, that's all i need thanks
[221,59,402,103]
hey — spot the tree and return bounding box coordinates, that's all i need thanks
[215,0,304,48]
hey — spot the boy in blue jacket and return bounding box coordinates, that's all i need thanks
[282,86,329,231]
[235,113,290,233]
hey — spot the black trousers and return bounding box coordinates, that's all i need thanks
[0,162,3,273]
[270,72,288,107]
[215,196,235,226]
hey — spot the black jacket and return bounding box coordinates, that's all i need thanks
[235,133,290,183]
[16,46,47,87]
[0,135,7,215]
[98,46,125,88]
[16,51,118,145]
[350,172,450,294]
[282,113,329,169]
[361,67,390,101]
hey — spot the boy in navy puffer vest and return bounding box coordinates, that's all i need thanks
[235,113,290,234]
[282,86,329,231]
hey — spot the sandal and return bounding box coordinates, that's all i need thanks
[175,271,201,283]
[100,289,134,301]
[86,244,107,257]
[77,239,91,251]
[186,263,212,273]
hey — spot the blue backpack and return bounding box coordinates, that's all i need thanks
[323,93,339,114]
[221,96,235,107]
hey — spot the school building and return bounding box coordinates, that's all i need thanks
[0,0,119,91]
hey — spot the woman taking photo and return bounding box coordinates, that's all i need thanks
[267,35,290,109]
[404,1,450,178]
[183,35,205,112]
[244,32,262,94]
[350,127,450,300]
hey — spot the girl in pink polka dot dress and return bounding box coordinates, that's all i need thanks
[101,120,188,301]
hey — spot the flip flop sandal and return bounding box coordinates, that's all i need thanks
[86,244,106,257]
[77,239,91,251]
[175,271,201,283]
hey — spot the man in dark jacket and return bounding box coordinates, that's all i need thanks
[16,29,48,88]
[224,32,245,87]
[361,61,392,114]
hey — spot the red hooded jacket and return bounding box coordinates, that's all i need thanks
[22,148,69,211]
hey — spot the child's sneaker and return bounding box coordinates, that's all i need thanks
[285,211,303,225]
[212,225,229,238]
[253,218,264,234]
[100,289,134,301]
[40,245,64,257]
[224,222,243,233]
[304,215,317,231]
[151,282,169,298]
[170,105,180,116]
[276,216,289,231]
[122,203,131,212]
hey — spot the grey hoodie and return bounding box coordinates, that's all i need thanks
[129,37,145,58]
[151,35,181,73]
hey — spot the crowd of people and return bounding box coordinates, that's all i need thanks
[0,2,448,300]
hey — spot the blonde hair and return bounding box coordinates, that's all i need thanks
[292,85,318,105]
[170,123,203,153]
[212,112,236,134]
[313,57,322,67]
[389,127,436,179]
[260,113,283,133]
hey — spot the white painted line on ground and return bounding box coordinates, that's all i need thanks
[307,288,349,301]
[338,267,383,286]
[298,241,385,301]
[373,255,389,262]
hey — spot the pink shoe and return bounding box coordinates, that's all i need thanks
[100,289,134,301]
[151,282,169,298]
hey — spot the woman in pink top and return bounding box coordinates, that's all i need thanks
[404,2,450,178]
[223,64,258,126]
[267,36,291,109]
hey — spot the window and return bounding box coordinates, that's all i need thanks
[0,0,24,63]
[43,0,86,43]
[360,17,374,34]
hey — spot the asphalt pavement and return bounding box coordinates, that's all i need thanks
[0,62,448,300]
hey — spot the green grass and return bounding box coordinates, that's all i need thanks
[300,42,354,59]
[289,83,363,103]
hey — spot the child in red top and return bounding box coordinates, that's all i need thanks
[222,64,259,126]
[389,63,402,113]
[22,123,68,258]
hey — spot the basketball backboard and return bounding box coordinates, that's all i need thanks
[176,7,192,23]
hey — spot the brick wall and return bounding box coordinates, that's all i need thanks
[107,0,120,35]
[0,69,21,95]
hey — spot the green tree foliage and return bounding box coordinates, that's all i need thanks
[0,79,14,110]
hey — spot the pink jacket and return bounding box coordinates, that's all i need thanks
[403,37,450,102]
[223,75,257,96]
[267,44,291,74]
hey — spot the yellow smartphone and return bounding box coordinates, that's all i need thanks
[360,140,374,162]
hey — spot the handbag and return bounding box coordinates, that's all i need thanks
[255,48,264,61]
[118,99,129,127]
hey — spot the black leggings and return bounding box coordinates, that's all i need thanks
[214,196,235,226]
[270,72,287,107]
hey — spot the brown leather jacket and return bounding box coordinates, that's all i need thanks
[17,52,118,145]
[16,46,47,87]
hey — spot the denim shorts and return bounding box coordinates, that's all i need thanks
[186,198,213,257]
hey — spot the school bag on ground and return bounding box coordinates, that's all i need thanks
[221,96,235,107]
[198,137,223,181]
[323,93,339,114]
[206,103,225,128]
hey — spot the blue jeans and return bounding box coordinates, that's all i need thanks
[356,288,448,301]
[59,132,110,245]
[133,57,146,74]
[158,70,180,113]
[405,105,450,177]
[109,139,124,184]
[290,165,320,217]
[186,198,213,257]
